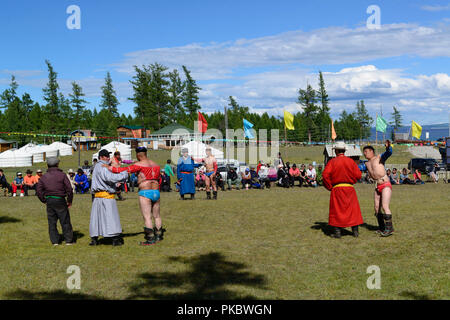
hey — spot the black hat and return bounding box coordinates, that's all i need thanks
[136,146,147,153]
[98,149,112,158]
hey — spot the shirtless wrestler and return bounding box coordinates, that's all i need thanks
[105,146,164,245]
[363,140,394,237]
[203,147,218,200]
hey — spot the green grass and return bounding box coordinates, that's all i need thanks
[0,182,448,300]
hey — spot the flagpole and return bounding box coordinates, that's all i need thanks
[375,113,378,148]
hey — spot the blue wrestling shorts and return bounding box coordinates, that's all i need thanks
[138,190,160,202]
[205,172,215,177]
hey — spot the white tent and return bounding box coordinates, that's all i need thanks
[19,143,45,163]
[92,141,132,161]
[40,145,59,158]
[180,141,224,161]
[0,149,33,168]
[50,142,73,156]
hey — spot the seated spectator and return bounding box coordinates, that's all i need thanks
[289,164,301,187]
[306,164,318,187]
[429,163,440,184]
[160,171,171,192]
[400,168,413,184]
[227,167,241,190]
[66,169,76,192]
[316,165,323,186]
[267,165,278,182]
[299,164,307,186]
[0,169,12,196]
[390,168,400,185]
[277,165,290,188]
[24,169,38,196]
[74,168,90,194]
[250,166,263,189]
[196,171,206,191]
[82,160,92,186]
[128,172,138,192]
[413,169,424,185]
[241,168,252,190]
[35,169,43,183]
[215,172,226,191]
[12,172,25,197]
[258,163,271,189]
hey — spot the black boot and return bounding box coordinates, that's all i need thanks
[375,212,385,234]
[206,191,211,200]
[190,194,195,200]
[117,193,124,201]
[112,236,123,246]
[181,194,186,200]
[155,227,165,242]
[141,227,156,245]
[89,237,99,246]
[352,226,359,238]
[213,191,217,200]
[380,214,394,237]
[331,227,342,238]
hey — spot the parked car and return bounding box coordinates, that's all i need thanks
[408,158,439,174]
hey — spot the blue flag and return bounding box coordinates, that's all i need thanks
[243,119,254,139]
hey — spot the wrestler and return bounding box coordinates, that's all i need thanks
[203,147,218,200]
[363,140,394,237]
[105,146,164,245]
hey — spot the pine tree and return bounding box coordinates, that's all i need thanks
[168,69,185,123]
[69,81,88,129]
[0,75,18,109]
[42,60,61,132]
[181,65,201,123]
[354,100,373,141]
[317,71,331,142]
[297,84,318,143]
[100,72,119,118]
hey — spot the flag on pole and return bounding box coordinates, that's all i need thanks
[198,112,208,133]
[331,119,337,140]
[411,121,422,139]
[376,115,388,133]
[284,111,295,130]
[243,119,254,139]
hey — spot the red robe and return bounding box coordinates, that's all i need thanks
[322,154,363,228]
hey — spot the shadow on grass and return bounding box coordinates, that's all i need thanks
[4,289,105,300]
[311,222,354,237]
[360,222,379,231]
[127,252,267,300]
[0,216,22,224]
[399,291,432,300]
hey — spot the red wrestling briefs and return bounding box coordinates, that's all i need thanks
[111,164,160,181]
[376,181,392,194]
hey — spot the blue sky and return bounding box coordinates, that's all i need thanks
[0,0,449,125]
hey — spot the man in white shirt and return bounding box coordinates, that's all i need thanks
[306,164,317,187]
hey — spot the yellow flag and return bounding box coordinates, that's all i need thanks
[284,111,295,130]
[331,119,337,141]
[411,121,422,139]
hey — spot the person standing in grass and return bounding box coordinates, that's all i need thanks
[322,142,363,238]
[36,157,74,246]
[89,149,129,246]
[363,140,394,237]
[164,159,175,191]
[177,148,201,200]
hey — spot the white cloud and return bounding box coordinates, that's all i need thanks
[421,4,450,12]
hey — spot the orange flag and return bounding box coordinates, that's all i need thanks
[198,112,208,133]
[331,120,337,141]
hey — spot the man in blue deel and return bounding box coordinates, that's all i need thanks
[177,148,201,200]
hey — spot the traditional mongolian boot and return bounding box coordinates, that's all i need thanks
[206,191,211,200]
[155,227,165,242]
[379,214,394,237]
[89,237,99,246]
[141,227,156,245]
[352,226,359,238]
[112,236,123,246]
[190,194,195,200]
[374,212,385,235]
[213,191,217,200]
[181,194,185,200]
[331,227,342,238]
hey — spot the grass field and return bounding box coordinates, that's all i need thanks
[0,146,448,300]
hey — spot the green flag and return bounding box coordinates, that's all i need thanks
[376,116,388,133]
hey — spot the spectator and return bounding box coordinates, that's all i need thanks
[316,165,323,186]
[12,172,25,197]
[66,169,76,192]
[267,165,278,182]
[227,167,241,190]
[164,159,175,191]
[429,163,440,183]
[74,168,90,194]
[306,164,317,187]
[160,171,171,192]
[299,164,307,187]
[390,168,400,185]
[0,169,12,196]
[24,169,38,196]
[35,169,43,183]
[277,165,290,188]
[196,170,206,191]
[36,157,74,245]
[400,168,413,185]
[274,152,285,168]
[128,173,138,192]
[241,168,252,190]
[289,163,301,187]
[413,169,424,185]
[82,160,92,177]
[258,163,271,189]
[250,166,263,189]
[215,172,226,191]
